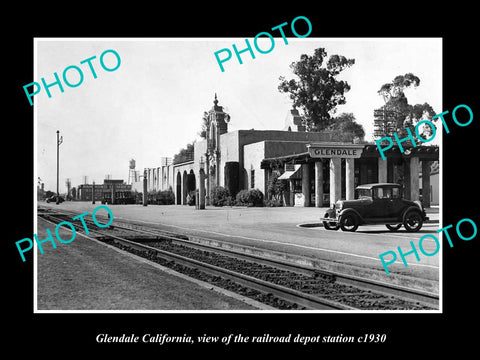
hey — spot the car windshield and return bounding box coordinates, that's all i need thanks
[356,188,372,200]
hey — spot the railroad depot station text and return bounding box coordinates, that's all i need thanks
[95,333,387,345]
[312,148,358,157]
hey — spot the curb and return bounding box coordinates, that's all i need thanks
[298,219,439,228]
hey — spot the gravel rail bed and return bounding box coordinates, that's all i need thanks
[124,238,433,310]
[38,210,436,310]
[103,239,302,310]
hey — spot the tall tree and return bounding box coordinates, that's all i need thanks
[375,73,436,142]
[173,142,195,164]
[328,113,365,141]
[278,48,355,131]
[198,111,209,139]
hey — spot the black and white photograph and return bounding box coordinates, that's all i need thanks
[33,37,442,313]
[7,6,479,356]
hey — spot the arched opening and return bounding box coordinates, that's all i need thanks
[186,169,196,205]
[176,172,181,205]
[224,161,239,198]
[199,168,206,209]
[182,170,188,205]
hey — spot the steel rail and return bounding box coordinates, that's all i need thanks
[38,206,439,309]
[91,214,439,308]
[104,234,355,310]
[38,211,353,310]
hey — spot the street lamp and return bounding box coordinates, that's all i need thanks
[56,130,63,204]
[143,169,148,206]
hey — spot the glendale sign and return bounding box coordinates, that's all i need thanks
[307,143,364,158]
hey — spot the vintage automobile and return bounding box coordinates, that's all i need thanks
[320,183,428,232]
[45,195,64,203]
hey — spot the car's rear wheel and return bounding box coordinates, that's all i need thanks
[323,221,339,230]
[403,211,423,232]
[386,224,402,231]
[340,213,359,232]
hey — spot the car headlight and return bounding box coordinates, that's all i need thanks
[335,201,344,211]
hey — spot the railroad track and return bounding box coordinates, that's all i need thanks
[37,206,439,311]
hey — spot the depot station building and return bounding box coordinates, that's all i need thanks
[138,96,439,208]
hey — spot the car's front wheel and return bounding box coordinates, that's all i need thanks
[386,224,402,231]
[403,211,423,232]
[340,213,359,232]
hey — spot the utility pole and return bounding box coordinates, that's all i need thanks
[56,130,63,204]
[143,169,148,206]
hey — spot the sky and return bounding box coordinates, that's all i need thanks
[35,38,442,194]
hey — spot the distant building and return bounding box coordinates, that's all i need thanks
[77,179,132,203]
[77,183,103,201]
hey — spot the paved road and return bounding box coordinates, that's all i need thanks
[39,202,440,292]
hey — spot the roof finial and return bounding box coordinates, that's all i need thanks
[214,93,218,106]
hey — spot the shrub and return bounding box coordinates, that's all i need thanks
[235,190,250,206]
[211,186,231,207]
[157,189,175,205]
[267,171,287,201]
[236,189,264,207]
[187,190,196,206]
[264,198,283,207]
[249,189,264,207]
[225,196,235,206]
[133,190,143,204]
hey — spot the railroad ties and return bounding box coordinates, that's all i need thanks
[38,206,439,311]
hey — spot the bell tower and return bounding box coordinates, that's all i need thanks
[207,93,230,141]
[205,94,230,203]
